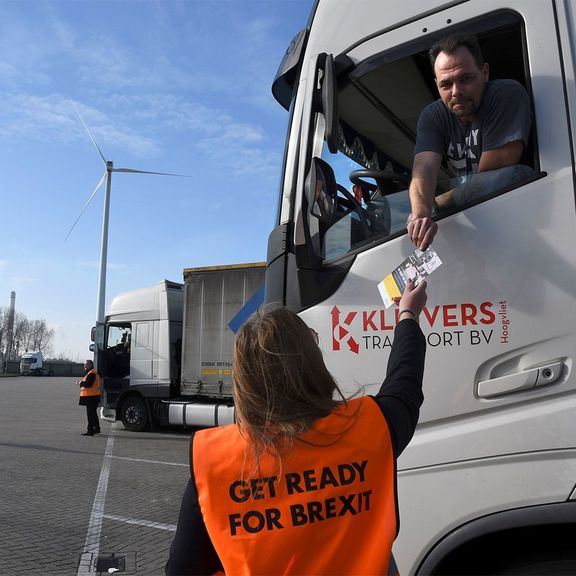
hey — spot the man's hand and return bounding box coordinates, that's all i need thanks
[408,215,438,251]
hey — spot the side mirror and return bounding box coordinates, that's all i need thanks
[93,323,106,376]
[93,323,105,350]
[321,53,338,154]
[90,326,96,342]
[272,29,307,110]
[306,157,337,223]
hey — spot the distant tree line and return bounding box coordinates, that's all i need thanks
[0,307,55,360]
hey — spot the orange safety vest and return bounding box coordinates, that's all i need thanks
[193,396,398,576]
[79,367,100,398]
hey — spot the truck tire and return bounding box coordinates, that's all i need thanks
[491,554,576,575]
[120,396,149,432]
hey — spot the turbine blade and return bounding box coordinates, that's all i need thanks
[73,102,107,166]
[113,167,190,177]
[64,172,106,242]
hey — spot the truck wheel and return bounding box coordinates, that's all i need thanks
[468,542,576,576]
[120,396,149,432]
[493,556,576,575]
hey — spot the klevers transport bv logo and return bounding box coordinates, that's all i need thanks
[331,300,510,354]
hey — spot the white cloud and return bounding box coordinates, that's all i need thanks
[0,93,162,156]
[0,88,283,183]
[0,62,49,87]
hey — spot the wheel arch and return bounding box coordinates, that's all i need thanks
[116,391,152,431]
[415,501,576,575]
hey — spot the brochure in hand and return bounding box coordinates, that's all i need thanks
[378,247,442,308]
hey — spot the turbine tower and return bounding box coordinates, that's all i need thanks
[3,291,15,372]
[66,104,188,325]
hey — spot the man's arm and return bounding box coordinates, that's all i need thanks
[478,140,524,171]
[434,139,526,210]
[408,151,442,250]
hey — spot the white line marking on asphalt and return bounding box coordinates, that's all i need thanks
[77,424,117,575]
[110,455,187,467]
[103,513,177,532]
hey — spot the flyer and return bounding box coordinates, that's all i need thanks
[378,248,442,308]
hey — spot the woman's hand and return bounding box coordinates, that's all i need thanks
[396,279,427,319]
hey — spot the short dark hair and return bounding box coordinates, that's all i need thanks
[429,33,485,70]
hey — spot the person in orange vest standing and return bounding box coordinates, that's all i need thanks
[166,279,427,576]
[77,359,101,436]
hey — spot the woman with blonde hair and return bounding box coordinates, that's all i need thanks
[167,279,427,575]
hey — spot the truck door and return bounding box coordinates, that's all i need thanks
[131,321,154,380]
[278,1,576,573]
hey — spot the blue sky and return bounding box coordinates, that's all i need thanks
[0,0,313,361]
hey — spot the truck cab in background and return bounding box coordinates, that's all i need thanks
[93,263,265,432]
[19,351,53,376]
[266,0,576,574]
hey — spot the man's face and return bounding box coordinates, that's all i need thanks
[434,46,489,124]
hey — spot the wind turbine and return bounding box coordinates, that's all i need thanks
[66,104,189,326]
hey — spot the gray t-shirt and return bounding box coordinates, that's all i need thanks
[414,79,532,177]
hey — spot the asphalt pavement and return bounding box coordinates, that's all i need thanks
[0,376,193,575]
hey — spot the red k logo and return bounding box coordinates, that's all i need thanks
[331,306,359,354]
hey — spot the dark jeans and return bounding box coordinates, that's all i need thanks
[84,398,100,432]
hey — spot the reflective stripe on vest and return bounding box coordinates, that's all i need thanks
[79,367,100,397]
[193,396,398,576]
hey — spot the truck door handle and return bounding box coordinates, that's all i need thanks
[477,362,564,398]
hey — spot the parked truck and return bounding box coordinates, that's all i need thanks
[19,351,54,376]
[264,0,576,574]
[93,263,265,432]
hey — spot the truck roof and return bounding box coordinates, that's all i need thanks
[182,261,266,280]
[107,280,183,321]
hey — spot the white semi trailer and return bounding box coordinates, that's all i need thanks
[94,262,265,432]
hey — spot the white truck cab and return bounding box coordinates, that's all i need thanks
[265,1,576,573]
[95,265,265,431]
[19,351,53,376]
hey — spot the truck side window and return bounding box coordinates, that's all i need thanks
[312,11,538,263]
[104,324,131,378]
